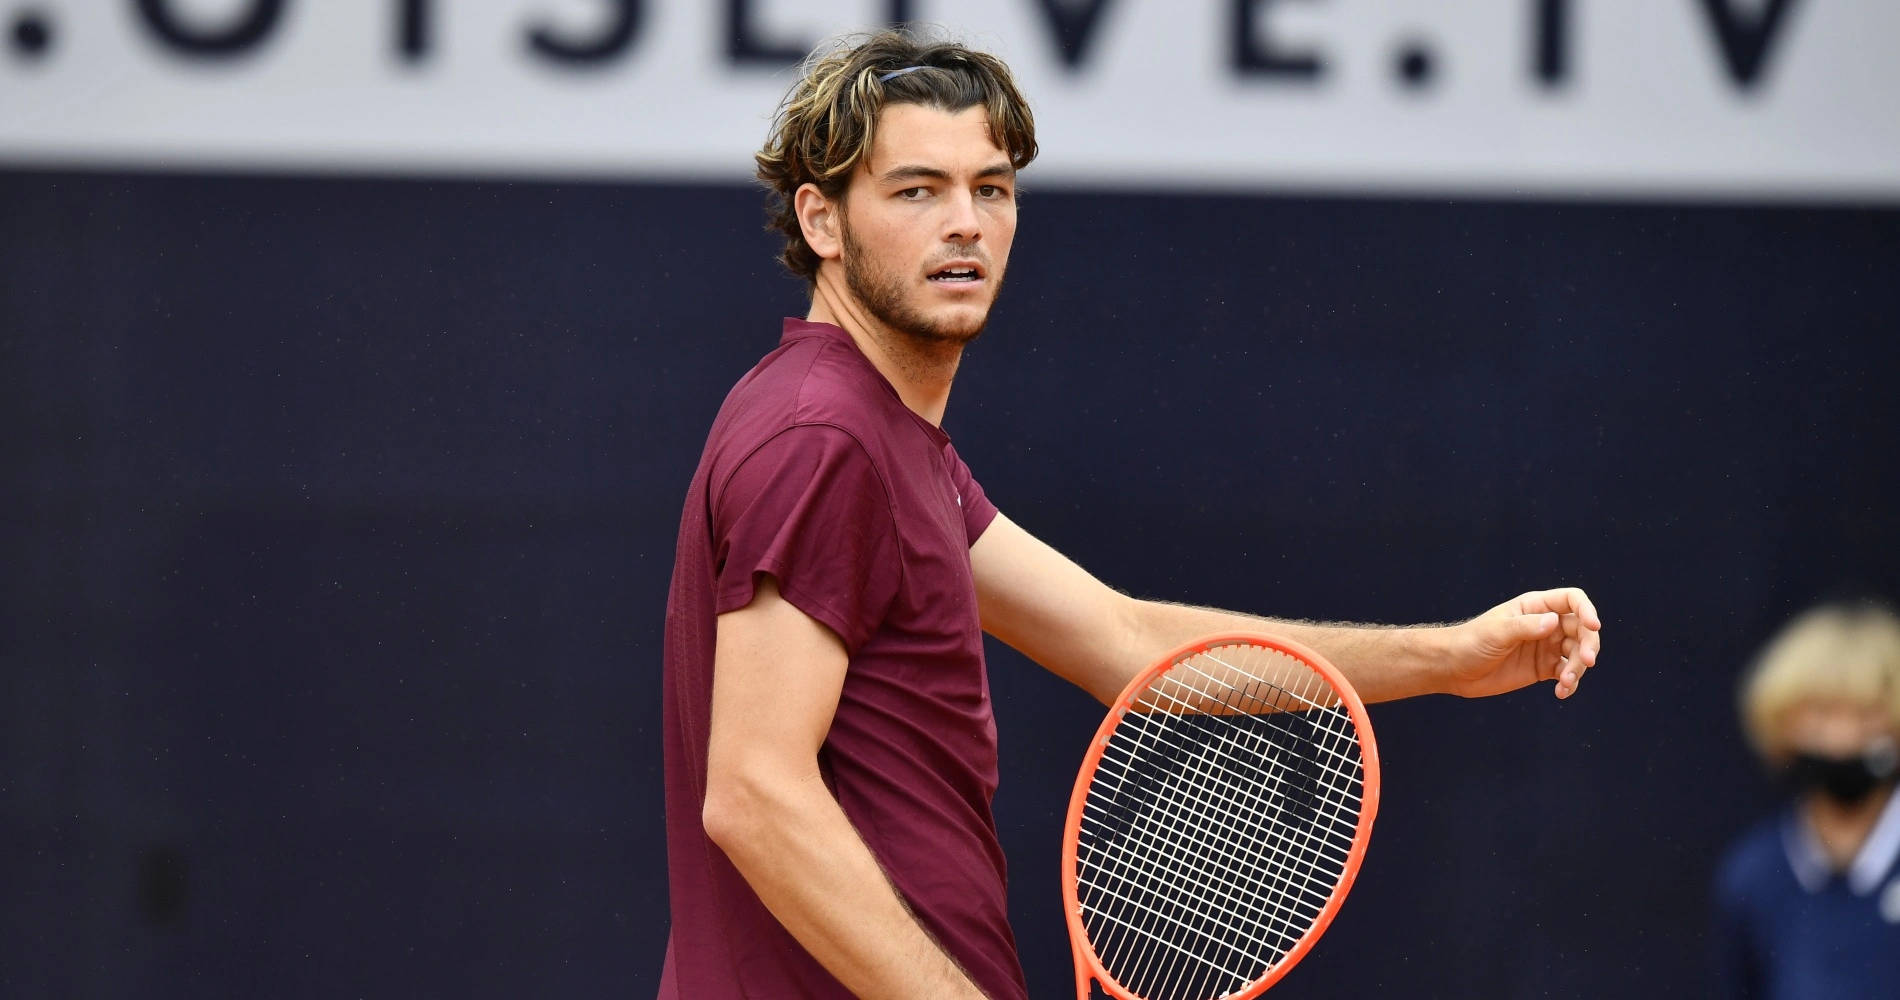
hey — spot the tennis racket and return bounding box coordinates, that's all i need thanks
[1062,633,1380,1000]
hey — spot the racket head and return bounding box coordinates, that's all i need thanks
[1062,632,1381,1000]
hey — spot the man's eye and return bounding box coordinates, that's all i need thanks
[898,187,928,199]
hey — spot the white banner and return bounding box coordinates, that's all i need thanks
[1,1,1896,201]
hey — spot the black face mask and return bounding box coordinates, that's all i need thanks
[1785,743,1900,805]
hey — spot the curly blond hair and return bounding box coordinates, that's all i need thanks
[755,29,1038,283]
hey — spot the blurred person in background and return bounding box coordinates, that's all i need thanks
[1714,600,1900,998]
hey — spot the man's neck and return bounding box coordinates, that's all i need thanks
[806,269,960,428]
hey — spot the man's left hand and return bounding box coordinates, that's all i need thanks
[1442,588,1602,700]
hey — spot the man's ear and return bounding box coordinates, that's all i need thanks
[794,182,843,263]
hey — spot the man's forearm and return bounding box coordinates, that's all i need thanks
[1124,598,1454,704]
[702,768,988,999]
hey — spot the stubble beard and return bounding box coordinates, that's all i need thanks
[841,222,1003,351]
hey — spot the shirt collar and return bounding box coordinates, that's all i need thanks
[1848,789,1900,895]
[779,316,849,348]
[1782,810,1831,893]
[777,317,953,447]
[1780,791,1900,896]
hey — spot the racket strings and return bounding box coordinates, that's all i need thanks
[1082,725,1352,937]
[1083,684,1359,936]
[1087,734,1354,885]
[1085,745,1267,994]
[1141,659,1366,803]
[1088,712,1307,993]
[1087,704,1346,992]
[1082,744,1326,949]
[1110,660,1363,895]
[1076,767,1330,989]
[1079,676,1360,996]
[1076,644,1367,1000]
[1079,788,1344,924]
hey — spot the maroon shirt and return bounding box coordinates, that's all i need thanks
[658,319,1024,999]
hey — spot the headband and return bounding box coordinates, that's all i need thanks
[877,65,927,83]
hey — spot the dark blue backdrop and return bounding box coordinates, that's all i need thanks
[4,169,1897,997]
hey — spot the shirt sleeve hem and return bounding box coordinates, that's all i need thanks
[713,565,872,654]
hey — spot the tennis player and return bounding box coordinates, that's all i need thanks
[659,29,1603,1000]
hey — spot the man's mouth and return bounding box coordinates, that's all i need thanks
[927,266,982,283]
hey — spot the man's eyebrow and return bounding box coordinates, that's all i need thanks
[879,165,951,184]
[878,163,1016,184]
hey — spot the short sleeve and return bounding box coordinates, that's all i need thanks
[943,442,998,547]
[711,425,902,653]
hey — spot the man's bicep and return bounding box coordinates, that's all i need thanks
[710,576,851,773]
[970,513,1136,703]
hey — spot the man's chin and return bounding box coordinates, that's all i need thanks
[923,320,987,345]
[904,324,985,348]
[908,303,994,345]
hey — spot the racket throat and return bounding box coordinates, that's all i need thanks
[1072,938,1098,1000]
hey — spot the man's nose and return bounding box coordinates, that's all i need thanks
[941,189,982,244]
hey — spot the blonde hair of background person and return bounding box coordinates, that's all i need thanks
[1741,602,1900,766]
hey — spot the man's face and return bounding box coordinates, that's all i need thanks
[836,103,1018,346]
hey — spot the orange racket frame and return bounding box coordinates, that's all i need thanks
[1060,632,1381,1000]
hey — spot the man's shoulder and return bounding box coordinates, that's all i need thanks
[717,332,898,448]
[700,333,896,481]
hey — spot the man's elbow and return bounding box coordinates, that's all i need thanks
[701,758,796,858]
